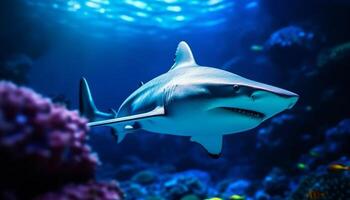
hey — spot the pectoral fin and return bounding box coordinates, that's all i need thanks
[191,135,223,158]
[88,106,165,143]
[88,106,165,127]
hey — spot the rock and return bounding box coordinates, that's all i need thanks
[180,194,201,200]
[163,170,210,199]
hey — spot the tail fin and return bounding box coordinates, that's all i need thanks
[79,77,115,122]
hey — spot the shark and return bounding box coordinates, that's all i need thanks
[79,41,299,157]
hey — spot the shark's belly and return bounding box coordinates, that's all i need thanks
[139,106,258,136]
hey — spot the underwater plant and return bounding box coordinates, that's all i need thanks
[0,81,99,198]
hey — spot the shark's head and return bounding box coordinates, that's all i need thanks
[169,41,299,133]
[189,67,299,132]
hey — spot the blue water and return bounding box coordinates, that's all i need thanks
[2,0,350,199]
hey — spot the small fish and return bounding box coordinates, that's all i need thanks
[297,162,308,170]
[327,163,350,173]
[205,198,223,200]
[306,190,325,200]
[250,45,264,52]
[230,194,245,200]
[308,150,320,157]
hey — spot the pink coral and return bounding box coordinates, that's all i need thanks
[35,181,124,200]
[0,81,99,198]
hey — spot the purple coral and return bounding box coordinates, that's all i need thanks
[266,26,316,67]
[267,26,314,49]
[35,181,124,200]
[0,81,99,198]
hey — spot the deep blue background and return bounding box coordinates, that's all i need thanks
[2,0,350,184]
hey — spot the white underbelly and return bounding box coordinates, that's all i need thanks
[139,114,247,136]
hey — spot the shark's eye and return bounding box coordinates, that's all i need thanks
[233,85,240,92]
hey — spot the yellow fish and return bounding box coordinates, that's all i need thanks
[230,194,245,200]
[327,163,350,173]
[306,190,325,200]
[205,198,223,200]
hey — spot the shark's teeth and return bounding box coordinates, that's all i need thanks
[221,107,265,119]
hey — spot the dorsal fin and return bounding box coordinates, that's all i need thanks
[170,41,198,70]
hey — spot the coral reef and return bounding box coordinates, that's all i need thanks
[132,170,157,185]
[0,81,99,198]
[266,26,316,67]
[220,179,251,199]
[35,181,124,200]
[263,168,290,197]
[118,170,212,200]
[163,170,209,200]
[289,173,350,200]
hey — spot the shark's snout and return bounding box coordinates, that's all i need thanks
[248,80,299,106]
[287,95,299,109]
[248,88,298,120]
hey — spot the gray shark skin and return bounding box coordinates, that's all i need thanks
[79,41,299,157]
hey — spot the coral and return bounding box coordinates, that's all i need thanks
[302,119,350,168]
[119,169,212,200]
[0,81,99,198]
[322,119,350,156]
[145,196,166,200]
[266,26,316,67]
[35,181,124,200]
[325,119,350,141]
[289,173,350,200]
[263,168,290,196]
[267,26,314,48]
[222,179,251,198]
[255,114,310,173]
[256,114,297,150]
[163,170,210,199]
[131,170,157,185]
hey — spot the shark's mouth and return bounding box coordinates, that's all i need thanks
[221,107,265,119]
